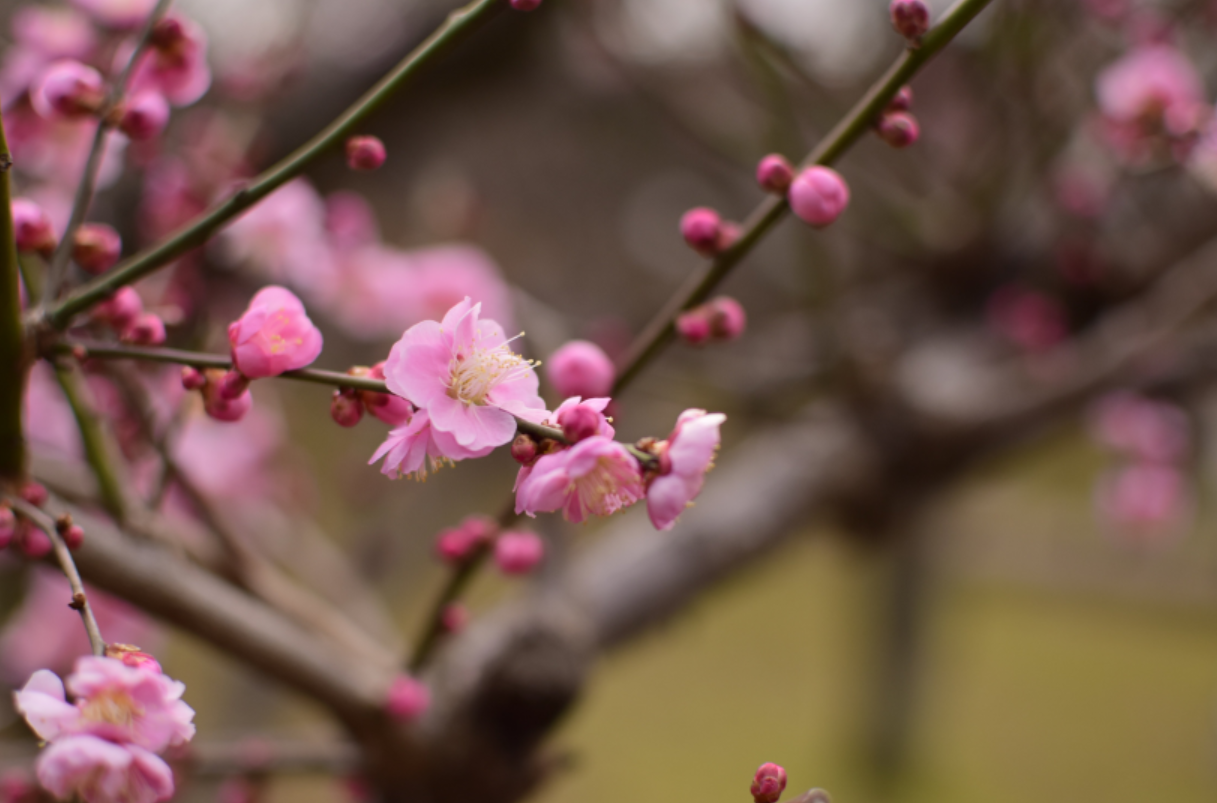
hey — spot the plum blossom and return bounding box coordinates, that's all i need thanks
[1096,44,1208,161]
[369,408,493,481]
[645,409,725,531]
[127,15,211,107]
[0,7,96,104]
[36,736,174,803]
[382,298,544,452]
[1088,392,1189,463]
[228,286,323,379]
[1096,463,1191,541]
[514,436,644,523]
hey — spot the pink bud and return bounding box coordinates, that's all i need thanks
[675,308,712,346]
[877,111,920,148]
[435,516,496,565]
[202,370,252,422]
[62,524,84,550]
[510,0,543,9]
[345,136,386,171]
[18,524,51,559]
[546,340,616,399]
[31,60,105,119]
[441,603,469,633]
[788,166,850,229]
[331,389,364,427]
[681,207,723,257]
[887,85,914,112]
[0,505,15,550]
[105,644,163,673]
[494,531,544,575]
[229,286,323,378]
[385,675,429,722]
[93,287,144,330]
[756,154,795,194]
[121,313,166,345]
[511,433,538,465]
[12,198,57,256]
[216,369,250,401]
[708,297,746,340]
[557,404,600,443]
[150,17,187,49]
[0,770,33,803]
[181,366,205,390]
[751,763,787,803]
[72,223,122,274]
[890,0,930,41]
[20,482,47,507]
[117,90,170,140]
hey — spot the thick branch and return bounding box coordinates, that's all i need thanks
[0,108,26,484]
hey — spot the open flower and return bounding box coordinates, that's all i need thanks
[514,436,644,523]
[382,297,545,452]
[369,408,493,481]
[646,409,725,531]
[228,286,323,379]
[36,736,174,803]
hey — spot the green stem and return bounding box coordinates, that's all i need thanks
[0,108,27,485]
[408,545,490,673]
[52,360,128,522]
[42,0,174,303]
[46,0,505,329]
[612,0,996,395]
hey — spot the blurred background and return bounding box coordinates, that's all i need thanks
[2,0,1217,802]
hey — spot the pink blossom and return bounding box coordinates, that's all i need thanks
[434,515,497,564]
[36,736,174,803]
[31,60,105,120]
[325,191,379,252]
[397,246,515,335]
[228,286,323,379]
[361,362,414,426]
[171,403,281,499]
[1089,393,1189,463]
[986,287,1066,353]
[1097,45,1205,133]
[646,409,725,531]
[494,531,545,575]
[117,91,170,141]
[72,223,122,274]
[384,675,429,723]
[514,436,644,523]
[546,341,615,400]
[1096,463,1190,537]
[6,105,127,189]
[789,166,850,228]
[513,397,611,487]
[127,15,210,107]
[12,197,57,256]
[383,298,544,451]
[369,408,493,481]
[201,375,252,423]
[0,8,96,103]
[70,0,158,30]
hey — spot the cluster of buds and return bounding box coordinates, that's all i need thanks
[875,85,920,149]
[0,483,55,558]
[675,296,746,347]
[181,366,251,422]
[680,207,742,258]
[432,514,545,576]
[91,287,167,346]
[890,0,930,43]
[752,153,852,229]
[330,363,413,428]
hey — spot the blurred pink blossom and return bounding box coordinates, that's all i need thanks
[1088,392,1189,463]
[1095,462,1191,538]
[546,341,615,400]
[1095,44,1208,161]
[515,436,644,523]
[170,404,281,497]
[36,736,174,803]
[986,287,1067,353]
[494,531,544,575]
[127,15,211,107]
[646,409,725,531]
[369,408,493,481]
[0,7,96,104]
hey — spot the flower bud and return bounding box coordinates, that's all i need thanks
[180,366,205,390]
[202,369,252,422]
[20,482,48,507]
[441,603,469,633]
[546,340,616,399]
[751,763,787,803]
[494,531,544,575]
[117,90,170,141]
[72,223,122,274]
[345,136,386,171]
[217,369,250,401]
[331,389,364,427]
[788,166,850,229]
[558,404,600,443]
[105,643,163,673]
[511,433,539,465]
[385,675,429,722]
[62,524,84,550]
[12,199,57,257]
[93,287,144,330]
[435,516,496,565]
[887,85,914,112]
[675,308,712,346]
[756,154,795,194]
[681,207,723,257]
[31,60,105,119]
[876,111,920,148]
[510,0,543,9]
[18,524,51,559]
[890,0,930,41]
[708,296,746,341]
[121,313,167,346]
[0,505,15,550]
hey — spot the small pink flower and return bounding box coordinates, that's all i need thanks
[36,736,174,803]
[72,223,122,274]
[117,91,170,141]
[128,15,210,107]
[546,340,615,400]
[345,136,386,171]
[1097,45,1205,134]
[789,166,850,228]
[369,408,494,481]
[434,515,497,564]
[750,763,787,803]
[494,531,544,575]
[13,7,96,60]
[515,436,644,523]
[384,675,429,723]
[646,409,725,531]
[383,298,544,451]
[228,286,323,379]
[121,313,166,346]
[31,60,105,119]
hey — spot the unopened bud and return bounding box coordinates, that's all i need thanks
[890,0,930,41]
[751,763,787,803]
[202,369,252,422]
[557,404,600,443]
[788,166,850,229]
[494,530,545,575]
[345,136,386,171]
[876,111,920,148]
[181,366,205,391]
[675,309,712,346]
[441,603,469,633]
[105,643,163,673]
[31,60,105,119]
[12,199,57,257]
[756,154,795,194]
[385,675,429,722]
[150,17,186,50]
[117,90,170,141]
[680,207,723,257]
[331,389,364,427]
[62,524,84,550]
[72,223,122,274]
[217,369,250,401]
[707,296,746,341]
[93,287,144,330]
[886,85,914,113]
[511,433,539,465]
[121,313,166,346]
[20,482,47,507]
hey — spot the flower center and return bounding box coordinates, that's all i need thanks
[79,689,141,729]
[574,456,641,517]
[447,335,533,406]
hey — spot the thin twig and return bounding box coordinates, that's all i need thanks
[9,495,106,655]
[46,0,505,329]
[42,0,174,303]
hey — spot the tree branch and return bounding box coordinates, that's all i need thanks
[0,108,26,485]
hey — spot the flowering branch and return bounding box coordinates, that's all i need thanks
[8,495,106,656]
[611,0,996,395]
[44,0,506,330]
[0,109,26,485]
[41,0,174,303]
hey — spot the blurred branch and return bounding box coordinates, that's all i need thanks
[45,0,507,329]
[0,108,26,486]
[182,738,361,777]
[52,359,129,521]
[613,0,997,395]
